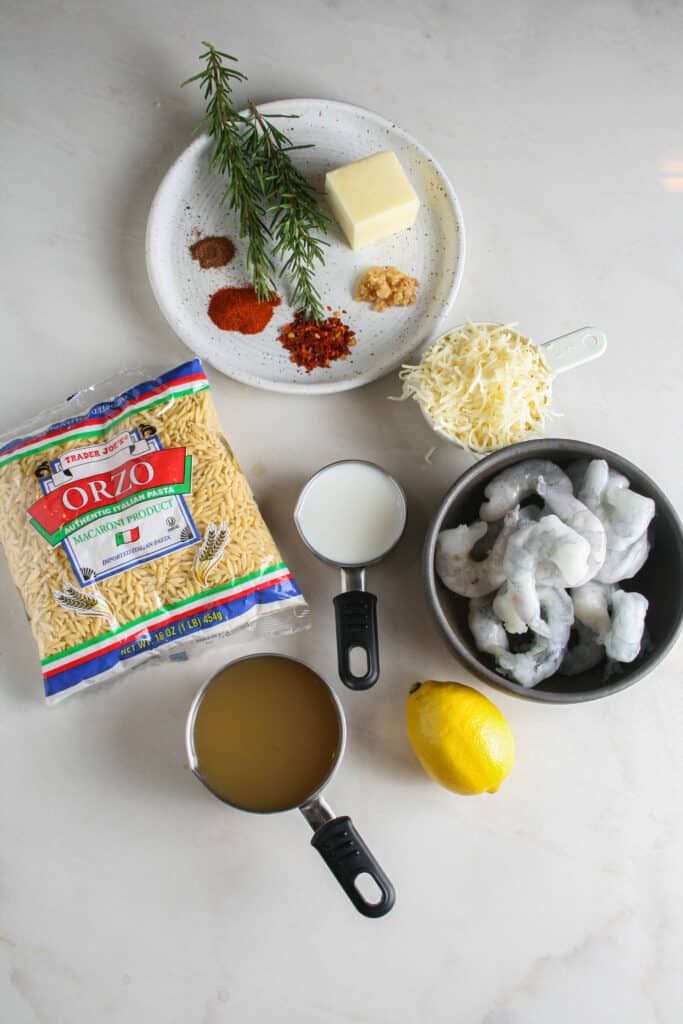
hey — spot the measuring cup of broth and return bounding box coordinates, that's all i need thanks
[186,653,395,918]
[294,460,407,690]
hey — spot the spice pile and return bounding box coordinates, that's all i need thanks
[356,266,419,312]
[190,235,235,269]
[279,312,356,372]
[208,287,281,335]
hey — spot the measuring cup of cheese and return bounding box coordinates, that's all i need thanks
[186,654,395,918]
[397,321,607,455]
[295,461,407,690]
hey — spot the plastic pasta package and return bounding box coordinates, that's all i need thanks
[0,359,309,702]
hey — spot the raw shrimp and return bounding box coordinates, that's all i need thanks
[560,622,604,676]
[454,457,654,685]
[571,581,611,639]
[492,581,529,635]
[572,459,609,506]
[479,460,572,521]
[605,589,649,663]
[569,458,654,562]
[572,581,648,663]
[596,532,650,584]
[568,459,628,504]
[436,508,521,598]
[493,515,590,635]
[495,586,574,687]
[601,486,654,553]
[537,477,606,582]
[468,595,509,656]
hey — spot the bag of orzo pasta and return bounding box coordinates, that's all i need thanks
[0,359,309,702]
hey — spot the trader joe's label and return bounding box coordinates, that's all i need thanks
[28,429,199,585]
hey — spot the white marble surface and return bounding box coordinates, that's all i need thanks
[1,1,682,1021]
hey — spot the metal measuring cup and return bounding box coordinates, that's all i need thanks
[294,460,407,690]
[186,654,395,918]
[417,323,608,452]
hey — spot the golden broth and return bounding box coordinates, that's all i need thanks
[192,656,341,812]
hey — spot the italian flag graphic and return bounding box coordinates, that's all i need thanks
[115,527,140,546]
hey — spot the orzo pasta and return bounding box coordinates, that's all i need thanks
[0,360,308,702]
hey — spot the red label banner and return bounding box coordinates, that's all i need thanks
[29,447,189,536]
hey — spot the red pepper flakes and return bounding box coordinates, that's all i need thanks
[279,312,357,372]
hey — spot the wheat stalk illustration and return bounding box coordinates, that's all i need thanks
[194,522,230,587]
[53,580,116,627]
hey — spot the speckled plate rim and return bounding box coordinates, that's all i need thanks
[145,97,466,395]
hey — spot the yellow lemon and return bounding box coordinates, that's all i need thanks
[406,680,515,795]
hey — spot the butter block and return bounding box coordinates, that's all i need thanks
[325,151,420,249]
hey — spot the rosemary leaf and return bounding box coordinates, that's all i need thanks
[182,43,330,321]
[182,43,276,301]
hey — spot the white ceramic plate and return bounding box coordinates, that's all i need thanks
[146,98,465,394]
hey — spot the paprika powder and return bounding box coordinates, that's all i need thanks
[208,287,281,334]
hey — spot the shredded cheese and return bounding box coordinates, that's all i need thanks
[396,321,554,454]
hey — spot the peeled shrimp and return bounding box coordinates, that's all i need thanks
[569,458,655,562]
[571,458,609,506]
[479,460,572,522]
[568,458,628,505]
[469,589,573,687]
[537,477,606,582]
[605,589,649,663]
[600,486,655,553]
[451,457,653,687]
[493,515,590,635]
[596,532,650,584]
[435,508,521,598]
[490,581,529,635]
[495,587,574,687]
[468,594,509,656]
[560,622,604,676]
[572,581,648,663]
[570,581,611,639]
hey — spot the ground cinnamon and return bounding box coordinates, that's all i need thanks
[190,236,235,269]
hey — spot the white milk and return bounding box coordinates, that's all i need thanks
[296,462,406,566]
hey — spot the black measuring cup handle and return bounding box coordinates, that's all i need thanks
[311,815,395,918]
[334,590,379,689]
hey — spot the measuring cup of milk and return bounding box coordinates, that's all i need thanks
[295,460,407,690]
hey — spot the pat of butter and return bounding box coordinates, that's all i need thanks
[325,151,420,250]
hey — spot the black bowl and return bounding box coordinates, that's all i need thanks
[424,439,683,703]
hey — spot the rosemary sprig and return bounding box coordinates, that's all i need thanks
[182,43,329,322]
[246,103,329,322]
[182,44,276,300]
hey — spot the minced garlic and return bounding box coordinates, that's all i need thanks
[355,266,419,312]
